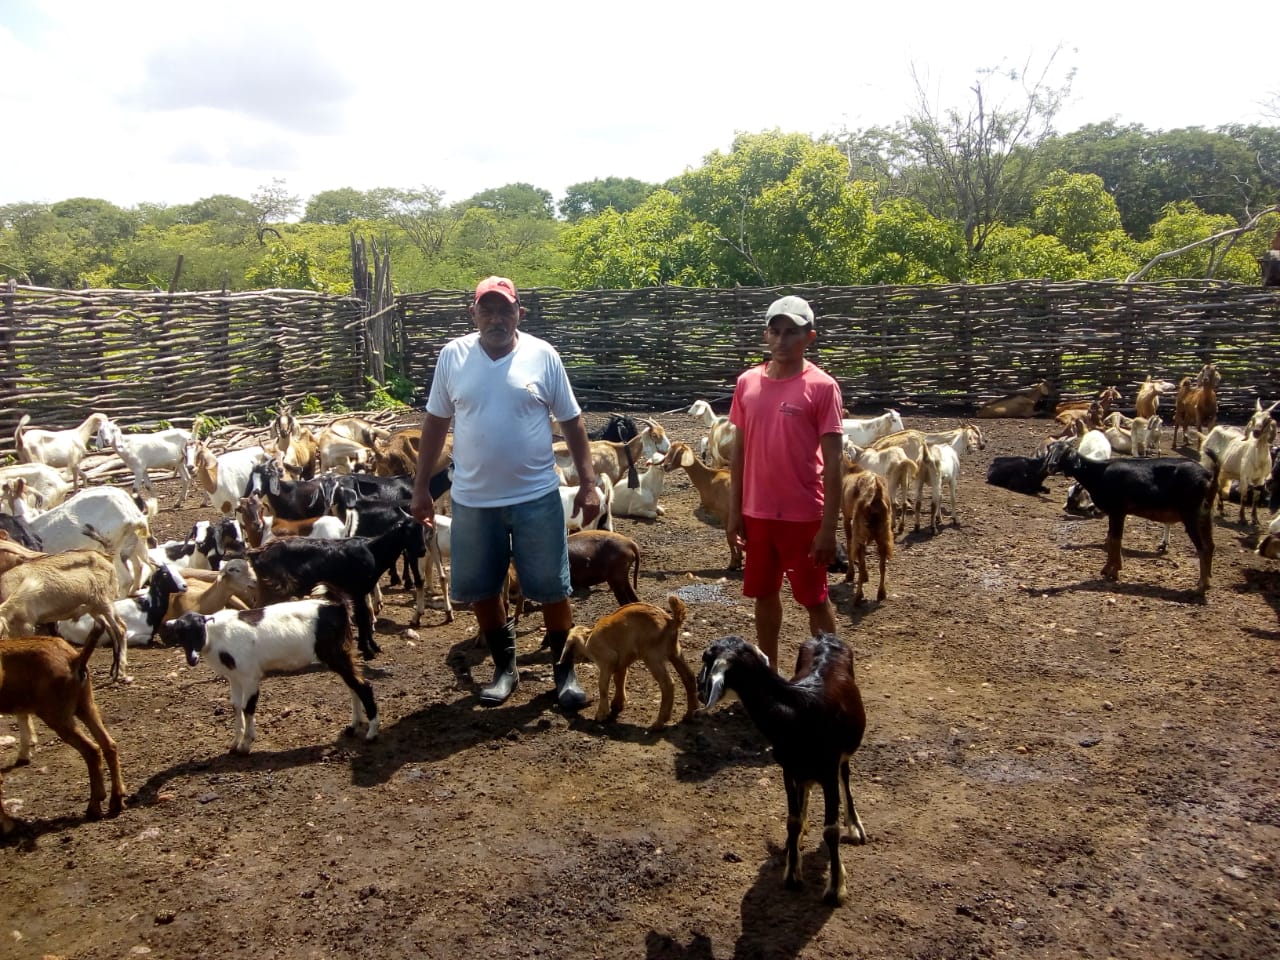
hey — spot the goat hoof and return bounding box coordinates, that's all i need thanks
[108,797,125,817]
[784,876,804,892]
[84,803,103,821]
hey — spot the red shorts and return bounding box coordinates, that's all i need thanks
[741,515,829,607]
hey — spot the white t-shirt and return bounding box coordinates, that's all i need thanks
[426,330,582,508]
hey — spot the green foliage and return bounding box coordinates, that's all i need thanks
[1029,171,1123,254]
[1136,201,1262,281]
[365,375,412,410]
[461,183,555,219]
[856,196,966,283]
[298,395,325,415]
[245,240,325,291]
[303,188,390,225]
[192,413,229,439]
[967,225,1089,282]
[327,393,350,414]
[559,177,658,221]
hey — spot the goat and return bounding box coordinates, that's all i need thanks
[843,444,917,534]
[975,381,1050,419]
[1254,512,1280,559]
[13,412,112,489]
[0,632,125,833]
[27,485,151,595]
[698,633,867,905]
[1054,385,1122,418]
[1053,400,1106,432]
[245,458,329,520]
[0,463,73,512]
[687,401,739,469]
[167,598,379,754]
[96,420,196,507]
[986,442,1070,496]
[911,426,984,532]
[0,488,44,550]
[840,463,893,602]
[316,431,375,475]
[1173,363,1221,449]
[57,563,188,648]
[247,513,426,659]
[1052,448,1219,592]
[660,441,739,570]
[160,558,258,623]
[323,415,391,450]
[608,462,666,520]
[840,409,906,448]
[1136,376,1178,419]
[554,419,671,488]
[561,595,694,731]
[561,477,615,532]
[188,442,266,515]
[266,405,319,479]
[338,499,451,626]
[149,517,246,573]
[0,548,131,681]
[369,430,453,481]
[567,530,641,606]
[1199,400,1279,525]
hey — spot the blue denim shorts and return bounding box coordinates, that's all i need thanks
[448,487,571,605]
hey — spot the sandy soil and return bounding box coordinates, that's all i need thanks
[1,412,1277,960]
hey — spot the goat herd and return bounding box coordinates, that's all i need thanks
[0,365,1274,905]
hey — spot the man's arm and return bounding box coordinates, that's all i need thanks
[409,411,452,526]
[810,432,843,567]
[559,414,601,526]
[726,426,746,555]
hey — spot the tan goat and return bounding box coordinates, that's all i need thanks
[560,594,696,731]
[554,420,670,487]
[0,549,130,682]
[1054,385,1122,418]
[0,632,126,833]
[840,463,893,605]
[1136,376,1178,419]
[161,559,259,622]
[974,381,1050,419]
[660,441,739,570]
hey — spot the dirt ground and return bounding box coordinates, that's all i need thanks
[1,411,1277,960]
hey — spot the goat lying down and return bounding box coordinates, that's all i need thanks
[698,633,867,906]
[167,597,379,755]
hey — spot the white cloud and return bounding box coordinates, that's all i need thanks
[1,0,1275,209]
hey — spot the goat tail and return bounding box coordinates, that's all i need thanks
[318,584,359,646]
[1202,447,1222,507]
[666,594,687,630]
[14,413,31,461]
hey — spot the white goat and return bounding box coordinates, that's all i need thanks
[608,463,666,519]
[27,486,152,595]
[166,599,380,754]
[840,409,904,448]
[191,442,267,515]
[96,420,196,507]
[14,412,112,489]
[687,400,739,469]
[1200,400,1278,525]
[0,463,74,512]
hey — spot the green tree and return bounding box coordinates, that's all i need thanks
[558,177,657,221]
[303,188,389,225]
[252,178,301,225]
[855,196,966,284]
[1029,171,1123,254]
[900,51,1074,255]
[967,225,1088,282]
[460,183,554,219]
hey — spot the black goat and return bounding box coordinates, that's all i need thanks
[589,414,640,444]
[985,442,1068,496]
[1053,448,1219,592]
[698,633,867,906]
[247,512,426,658]
[245,459,329,520]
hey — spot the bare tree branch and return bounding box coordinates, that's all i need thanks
[1126,203,1280,281]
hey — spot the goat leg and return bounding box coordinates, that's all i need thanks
[782,775,805,891]
[821,780,847,906]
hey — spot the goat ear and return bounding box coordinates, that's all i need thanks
[746,642,770,668]
[702,659,730,709]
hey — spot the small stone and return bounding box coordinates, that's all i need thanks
[1078,736,1102,748]
[1011,918,1028,931]
[1102,701,1114,711]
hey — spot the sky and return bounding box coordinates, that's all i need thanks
[2,0,1275,213]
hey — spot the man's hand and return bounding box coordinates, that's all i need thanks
[574,481,602,527]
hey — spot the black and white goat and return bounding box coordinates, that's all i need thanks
[247,512,426,658]
[56,563,189,648]
[167,598,379,754]
[698,633,867,906]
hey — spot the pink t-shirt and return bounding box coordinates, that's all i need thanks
[729,361,843,522]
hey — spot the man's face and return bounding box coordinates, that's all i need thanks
[764,316,812,361]
[471,293,523,356]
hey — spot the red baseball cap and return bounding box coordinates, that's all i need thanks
[474,276,519,304]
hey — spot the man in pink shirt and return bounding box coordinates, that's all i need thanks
[727,295,843,669]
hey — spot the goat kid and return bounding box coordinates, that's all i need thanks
[168,598,379,754]
[698,633,867,906]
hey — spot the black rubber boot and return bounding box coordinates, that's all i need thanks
[479,621,519,707]
[543,629,587,711]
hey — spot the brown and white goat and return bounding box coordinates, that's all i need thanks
[561,595,695,731]
[0,632,125,833]
[554,419,671,488]
[1054,385,1122,418]
[1199,400,1279,525]
[1136,376,1178,419]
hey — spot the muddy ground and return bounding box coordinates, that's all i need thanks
[1,411,1277,960]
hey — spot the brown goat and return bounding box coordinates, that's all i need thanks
[568,530,641,606]
[1173,363,1221,449]
[661,442,740,570]
[975,381,1050,419]
[1053,385,1122,418]
[839,464,894,604]
[561,595,695,731]
[0,632,125,833]
[1135,376,1177,419]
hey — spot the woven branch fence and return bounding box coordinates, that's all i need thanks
[4,277,1280,458]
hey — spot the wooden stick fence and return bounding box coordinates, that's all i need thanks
[4,277,1280,457]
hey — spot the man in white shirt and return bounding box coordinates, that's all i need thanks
[410,276,599,708]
